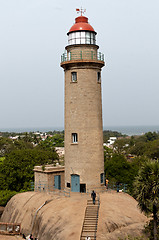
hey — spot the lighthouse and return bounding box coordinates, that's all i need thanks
[61,9,105,192]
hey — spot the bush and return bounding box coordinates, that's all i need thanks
[0,190,17,206]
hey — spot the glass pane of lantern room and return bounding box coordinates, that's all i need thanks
[76,32,80,38]
[76,38,80,44]
[90,33,94,44]
[68,34,71,40]
[81,38,85,44]
[69,39,73,45]
[86,38,91,44]
[72,39,75,44]
[81,32,85,38]
[86,32,90,38]
[91,38,94,44]
[72,32,75,39]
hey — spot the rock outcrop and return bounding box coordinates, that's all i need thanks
[1,191,148,240]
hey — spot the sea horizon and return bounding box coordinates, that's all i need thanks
[0,125,159,136]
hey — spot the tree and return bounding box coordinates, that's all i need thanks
[145,132,158,142]
[145,139,159,159]
[0,137,14,156]
[113,138,130,154]
[130,141,147,156]
[0,148,58,192]
[103,130,126,143]
[133,160,159,240]
[104,153,138,192]
[38,134,64,149]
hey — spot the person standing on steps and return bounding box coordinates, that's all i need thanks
[91,190,96,205]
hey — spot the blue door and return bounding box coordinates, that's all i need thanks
[71,175,80,192]
[54,175,61,190]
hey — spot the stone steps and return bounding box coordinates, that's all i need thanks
[80,199,100,240]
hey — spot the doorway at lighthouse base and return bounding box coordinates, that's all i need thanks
[71,174,86,193]
[71,174,80,192]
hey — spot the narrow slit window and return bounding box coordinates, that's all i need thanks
[100,173,104,184]
[71,72,77,82]
[97,71,101,83]
[72,133,78,143]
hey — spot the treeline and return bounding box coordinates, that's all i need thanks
[0,129,124,143]
[104,131,159,193]
[0,130,64,138]
[0,133,63,206]
[103,130,126,142]
[114,131,159,158]
[104,131,159,239]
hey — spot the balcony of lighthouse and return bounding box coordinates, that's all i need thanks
[61,45,104,67]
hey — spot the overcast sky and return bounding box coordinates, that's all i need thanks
[0,0,159,130]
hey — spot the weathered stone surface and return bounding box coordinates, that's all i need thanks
[1,191,148,240]
[97,192,148,239]
[63,43,105,191]
[0,236,23,240]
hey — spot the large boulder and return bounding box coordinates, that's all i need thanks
[97,192,148,239]
[1,191,148,240]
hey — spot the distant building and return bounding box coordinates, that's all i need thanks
[55,147,65,158]
[34,165,65,191]
[104,137,117,148]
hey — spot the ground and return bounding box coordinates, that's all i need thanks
[0,191,148,240]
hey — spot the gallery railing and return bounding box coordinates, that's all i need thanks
[61,50,104,63]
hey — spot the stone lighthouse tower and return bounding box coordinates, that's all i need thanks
[61,9,105,192]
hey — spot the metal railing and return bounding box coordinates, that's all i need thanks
[0,222,21,235]
[94,194,100,240]
[34,182,70,197]
[106,182,127,193]
[61,50,104,62]
[86,183,127,194]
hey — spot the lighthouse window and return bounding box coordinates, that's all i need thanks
[71,72,77,82]
[100,173,104,184]
[72,133,78,143]
[97,72,101,83]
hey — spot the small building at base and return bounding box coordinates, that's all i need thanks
[34,165,65,191]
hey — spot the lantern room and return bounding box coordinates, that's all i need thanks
[67,15,97,45]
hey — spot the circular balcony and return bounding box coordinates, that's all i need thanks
[61,50,104,63]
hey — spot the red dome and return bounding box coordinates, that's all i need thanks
[68,16,96,34]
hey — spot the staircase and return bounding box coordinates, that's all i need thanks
[80,197,100,240]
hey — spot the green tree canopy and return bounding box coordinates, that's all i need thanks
[133,160,159,240]
[104,153,139,190]
[0,148,58,192]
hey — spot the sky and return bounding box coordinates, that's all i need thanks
[0,0,159,130]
